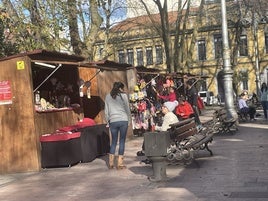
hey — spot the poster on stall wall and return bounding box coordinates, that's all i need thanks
[0,80,12,105]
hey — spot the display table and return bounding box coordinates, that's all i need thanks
[40,132,82,168]
[79,124,110,162]
[40,124,110,168]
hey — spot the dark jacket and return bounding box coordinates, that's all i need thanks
[186,86,198,107]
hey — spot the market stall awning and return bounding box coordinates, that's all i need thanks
[172,72,210,79]
[88,60,134,71]
[0,49,85,63]
[135,65,162,74]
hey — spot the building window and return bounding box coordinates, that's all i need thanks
[214,34,223,59]
[127,49,134,65]
[136,47,144,66]
[241,70,248,90]
[118,50,125,64]
[205,0,216,4]
[239,35,248,56]
[197,39,207,61]
[205,0,223,4]
[265,33,268,54]
[146,46,153,65]
[155,45,163,64]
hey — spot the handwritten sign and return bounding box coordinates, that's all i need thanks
[0,80,12,105]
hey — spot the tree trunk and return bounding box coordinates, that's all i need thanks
[67,0,83,55]
[85,0,103,60]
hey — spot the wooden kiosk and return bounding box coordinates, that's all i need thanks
[0,50,134,174]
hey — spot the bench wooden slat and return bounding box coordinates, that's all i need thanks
[169,117,195,129]
[184,134,206,148]
[173,121,196,135]
[176,128,198,142]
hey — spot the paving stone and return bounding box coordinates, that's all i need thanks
[1,109,268,200]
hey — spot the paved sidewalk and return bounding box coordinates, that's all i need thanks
[1,108,268,201]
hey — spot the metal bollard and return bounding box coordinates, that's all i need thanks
[144,131,170,182]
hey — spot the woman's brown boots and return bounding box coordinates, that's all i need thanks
[117,155,127,169]
[108,154,115,169]
[108,154,127,170]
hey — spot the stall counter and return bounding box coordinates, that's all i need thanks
[40,123,110,168]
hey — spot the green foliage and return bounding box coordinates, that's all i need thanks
[0,12,19,57]
[0,0,114,58]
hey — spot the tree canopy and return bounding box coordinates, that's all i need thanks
[0,0,126,59]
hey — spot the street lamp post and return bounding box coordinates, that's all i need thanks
[220,0,237,119]
[253,13,261,96]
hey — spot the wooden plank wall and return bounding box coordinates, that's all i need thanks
[0,57,40,173]
[78,67,103,124]
[96,70,134,137]
[126,68,137,93]
[34,110,78,135]
[78,67,134,137]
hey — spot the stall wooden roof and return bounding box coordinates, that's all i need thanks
[0,50,136,72]
[135,66,162,74]
[0,49,85,63]
[88,60,134,71]
[134,66,209,79]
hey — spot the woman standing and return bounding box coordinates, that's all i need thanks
[260,82,268,120]
[185,79,202,129]
[105,82,131,169]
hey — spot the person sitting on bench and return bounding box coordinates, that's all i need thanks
[238,92,256,121]
[137,101,179,159]
[175,96,195,121]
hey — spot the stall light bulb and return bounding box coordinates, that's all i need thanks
[79,85,84,97]
[87,87,91,99]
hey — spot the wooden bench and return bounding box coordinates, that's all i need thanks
[212,108,238,134]
[167,117,215,165]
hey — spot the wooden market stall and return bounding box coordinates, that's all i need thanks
[0,50,86,173]
[0,50,136,174]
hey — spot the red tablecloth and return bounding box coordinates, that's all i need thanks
[56,118,96,132]
[40,132,81,142]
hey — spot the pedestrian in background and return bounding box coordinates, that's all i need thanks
[185,79,202,129]
[105,82,131,169]
[260,82,268,120]
[238,92,256,121]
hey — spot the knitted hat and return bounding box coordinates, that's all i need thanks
[163,101,178,112]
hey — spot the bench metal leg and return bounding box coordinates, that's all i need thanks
[205,143,213,156]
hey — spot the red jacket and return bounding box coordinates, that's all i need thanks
[175,101,194,119]
[158,92,177,102]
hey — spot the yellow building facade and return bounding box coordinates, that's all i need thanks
[94,2,268,101]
